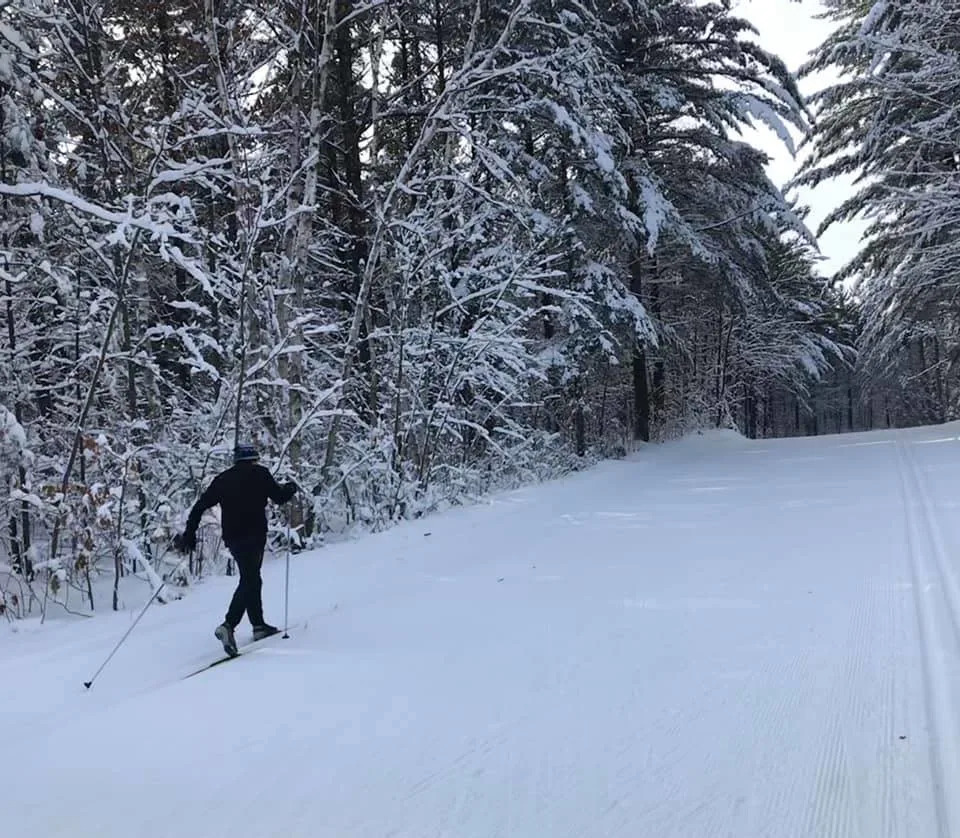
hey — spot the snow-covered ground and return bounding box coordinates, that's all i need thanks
[6,424,960,837]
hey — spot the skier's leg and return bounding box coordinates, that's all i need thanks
[243,544,279,639]
[215,550,244,655]
[226,540,265,627]
[223,545,248,628]
[244,545,266,627]
[214,543,260,655]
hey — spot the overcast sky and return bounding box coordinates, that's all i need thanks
[733,0,868,277]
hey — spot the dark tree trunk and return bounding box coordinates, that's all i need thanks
[633,345,650,442]
[933,336,945,422]
[1,101,32,581]
[744,385,757,439]
[334,5,374,419]
[629,253,650,441]
[574,381,586,457]
[648,269,664,426]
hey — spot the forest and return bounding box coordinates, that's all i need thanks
[1,0,957,618]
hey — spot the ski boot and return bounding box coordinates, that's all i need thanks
[252,623,280,642]
[215,623,239,657]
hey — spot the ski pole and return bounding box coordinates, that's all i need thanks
[283,511,291,639]
[83,552,189,690]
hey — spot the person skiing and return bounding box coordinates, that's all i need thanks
[173,443,297,656]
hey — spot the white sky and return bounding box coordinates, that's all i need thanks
[734,0,869,278]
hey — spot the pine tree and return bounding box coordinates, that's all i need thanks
[798,0,960,426]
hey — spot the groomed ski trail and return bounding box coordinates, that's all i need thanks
[896,436,960,838]
[6,425,960,837]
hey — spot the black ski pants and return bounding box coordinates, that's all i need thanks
[224,538,266,628]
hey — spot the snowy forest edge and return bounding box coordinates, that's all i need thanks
[1,0,955,621]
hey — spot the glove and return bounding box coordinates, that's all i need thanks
[281,482,298,502]
[173,531,196,553]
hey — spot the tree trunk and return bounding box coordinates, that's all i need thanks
[933,336,945,422]
[648,269,665,427]
[2,102,32,578]
[633,344,650,442]
[629,251,649,442]
[574,379,586,457]
[744,384,757,439]
[715,305,734,428]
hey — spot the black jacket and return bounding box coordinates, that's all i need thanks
[185,462,296,547]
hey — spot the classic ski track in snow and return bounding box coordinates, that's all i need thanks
[8,425,960,837]
[895,436,960,838]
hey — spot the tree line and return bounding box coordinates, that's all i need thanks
[0,0,947,617]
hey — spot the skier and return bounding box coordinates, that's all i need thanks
[173,443,297,657]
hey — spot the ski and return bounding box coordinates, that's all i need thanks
[184,654,242,678]
[182,626,294,680]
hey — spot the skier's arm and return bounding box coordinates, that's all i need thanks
[265,470,297,505]
[184,478,221,541]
